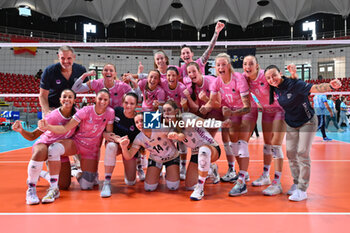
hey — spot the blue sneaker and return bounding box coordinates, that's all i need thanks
[229,181,247,196]
[323,137,333,141]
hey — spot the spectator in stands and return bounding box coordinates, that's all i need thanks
[313,94,333,141]
[338,96,349,128]
[335,95,342,123]
[35,69,43,80]
[325,95,343,132]
[39,45,86,117]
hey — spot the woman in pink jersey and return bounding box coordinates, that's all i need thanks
[179,21,225,79]
[38,89,115,203]
[138,70,166,111]
[183,62,220,119]
[72,63,132,108]
[242,55,286,196]
[160,66,190,179]
[161,66,188,109]
[118,112,180,192]
[12,89,78,205]
[200,53,257,196]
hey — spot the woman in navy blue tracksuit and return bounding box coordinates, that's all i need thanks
[264,65,341,201]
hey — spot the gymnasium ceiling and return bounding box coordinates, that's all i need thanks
[0,0,349,30]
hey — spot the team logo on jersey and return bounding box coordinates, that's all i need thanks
[130,125,135,131]
[56,79,61,84]
[144,110,161,129]
[287,93,292,99]
[115,116,120,123]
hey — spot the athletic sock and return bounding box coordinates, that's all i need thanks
[27,160,44,186]
[50,174,59,189]
[263,165,271,177]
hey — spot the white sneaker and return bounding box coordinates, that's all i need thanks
[262,181,283,196]
[287,184,298,195]
[252,175,271,186]
[26,187,40,205]
[137,168,146,181]
[208,163,220,184]
[221,168,237,182]
[100,180,112,198]
[179,162,186,180]
[190,185,204,201]
[41,187,60,203]
[289,189,307,201]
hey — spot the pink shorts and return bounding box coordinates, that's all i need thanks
[73,138,100,160]
[262,109,285,123]
[205,109,223,120]
[229,107,258,123]
[32,141,69,163]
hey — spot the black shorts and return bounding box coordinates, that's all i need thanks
[189,145,221,164]
[148,156,180,168]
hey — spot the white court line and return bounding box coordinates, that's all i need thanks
[1,159,350,164]
[0,212,349,216]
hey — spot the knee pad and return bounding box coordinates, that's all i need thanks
[124,177,136,186]
[144,182,158,192]
[48,143,65,161]
[104,142,118,166]
[263,144,273,155]
[229,142,238,156]
[237,140,249,158]
[198,146,211,172]
[178,142,187,154]
[78,171,97,190]
[224,142,233,156]
[166,180,180,190]
[272,145,284,159]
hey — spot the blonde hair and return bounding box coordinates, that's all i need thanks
[215,53,234,75]
[153,50,169,69]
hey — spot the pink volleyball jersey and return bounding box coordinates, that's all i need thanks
[72,105,114,153]
[90,79,132,108]
[211,72,250,108]
[179,58,205,78]
[138,79,166,111]
[37,108,76,144]
[244,69,283,112]
[191,75,216,106]
[160,79,187,108]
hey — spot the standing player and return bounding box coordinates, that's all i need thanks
[242,55,286,195]
[137,70,166,111]
[72,63,132,108]
[200,53,257,196]
[179,21,225,79]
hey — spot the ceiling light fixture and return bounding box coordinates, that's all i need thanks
[257,0,270,7]
[171,0,183,9]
